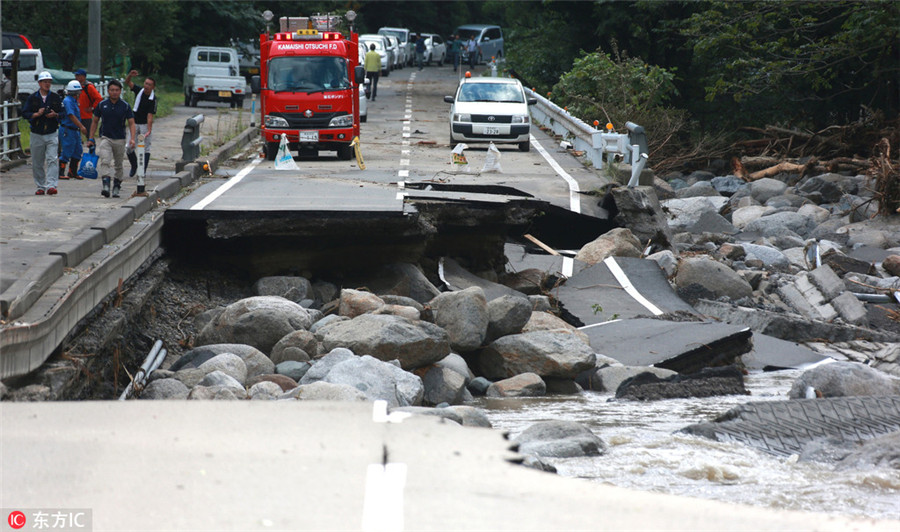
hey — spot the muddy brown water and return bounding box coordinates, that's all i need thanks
[476,370,900,521]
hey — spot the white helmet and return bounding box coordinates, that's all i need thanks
[65,80,82,93]
[37,71,52,81]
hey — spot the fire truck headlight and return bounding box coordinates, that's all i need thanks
[265,115,289,128]
[511,115,529,124]
[453,113,471,123]
[328,114,353,127]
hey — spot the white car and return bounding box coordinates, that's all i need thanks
[421,33,446,66]
[384,35,405,69]
[444,77,536,152]
[359,35,392,76]
[357,43,369,123]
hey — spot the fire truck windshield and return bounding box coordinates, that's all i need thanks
[269,56,350,93]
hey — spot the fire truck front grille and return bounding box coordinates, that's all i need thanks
[271,112,343,129]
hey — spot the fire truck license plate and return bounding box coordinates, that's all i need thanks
[483,126,501,135]
[299,131,318,142]
[218,91,232,98]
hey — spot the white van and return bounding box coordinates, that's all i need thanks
[183,46,248,108]
[454,24,504,64]
[1,48,60,102]
[378,27,413,66]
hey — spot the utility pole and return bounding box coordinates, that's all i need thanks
[88,0,101,74]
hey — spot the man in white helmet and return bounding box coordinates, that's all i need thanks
[21,71,62,195]
[58,80,89,180]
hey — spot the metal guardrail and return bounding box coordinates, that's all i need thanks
[1,100,24,161]
[181,114,205,163]
[524,88,649,186]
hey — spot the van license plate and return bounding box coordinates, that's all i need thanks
[299,131,318,142]
[484,127,501,135]
[218,91,232,98]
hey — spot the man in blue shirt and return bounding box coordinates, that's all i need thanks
[58,80,88,180]
[415,34,426,71]
[21,71,62,195]
[87,79,136,198]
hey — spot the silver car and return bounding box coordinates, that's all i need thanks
[359,34,392,76]
[421,33,446,66]
[384,35,404,70]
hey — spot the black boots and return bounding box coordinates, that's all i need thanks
[101,176,111,197]
[68,160,81,180]
[59,161,69,179]
[112,179,122,198]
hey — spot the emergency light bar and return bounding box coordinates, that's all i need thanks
[274,30,344,41]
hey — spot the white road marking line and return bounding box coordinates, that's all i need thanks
[529,134,581,214]
[403,126,410,132]
[398,170,409,177]
[402,133,410,138]
[401,149,410,155]
[603,256,664,316]
[190,156,262,211]
[362,462,407,532]
[562,257,574,277]
[397,181,405,189]
[400,159,410,166]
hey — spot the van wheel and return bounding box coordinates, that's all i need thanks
[184,92,190,106]
[519,140,530,152]
[439,54,444,66]
[264,141,278,161]
[337,144,353,161]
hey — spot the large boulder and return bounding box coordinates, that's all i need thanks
[485,295,533,343]
[579,365,677,393]
[339,289,385,318]
[574,228,642,265]
[253,276,312,303]
[661,197,729,231]
[788,361,900,399]
[512,420,606,458]
[731,205,775,229]
[323,355,424,407]
[485,373,546,397]
[199,370,246,392]
[170,344,274,381]
[246,373,298,392]
[744,211,815,238]
[248,381,283,400]
[364,263,441,304]
[674,256,753,302]
[283,381,369,402]
[319,314,450,370]
[430,287,489,352]
[609,186,674,250]
[299,348,357,384]
[139,378,189,400]
[195,296,314,354]
[422,365,468,406]
[269,330,316,364]
[615,366,748,401]
[749,178,788,204]
[196,353,247,386]
[478,330,596,380]
[740,243,791,270]
[187,385,247,400]
[521,311,591,345]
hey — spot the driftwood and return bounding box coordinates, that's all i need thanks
[732,156,817,182]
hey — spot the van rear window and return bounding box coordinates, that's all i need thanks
[197,51,232,63]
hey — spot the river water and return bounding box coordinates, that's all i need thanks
[475,369,900,521]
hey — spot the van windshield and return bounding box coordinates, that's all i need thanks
[379,29,407,44]
[268,56,349,93]
[455,28,481,40]
[458,82,524,103]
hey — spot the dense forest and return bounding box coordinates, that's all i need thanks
[5,0,897,171]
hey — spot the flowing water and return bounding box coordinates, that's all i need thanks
[475,370,900,521]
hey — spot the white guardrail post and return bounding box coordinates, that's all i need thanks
[1,100,24,161]
[524,87,649,186]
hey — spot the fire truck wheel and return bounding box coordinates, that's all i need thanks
[264,141,279,161]
[337,144,353,160]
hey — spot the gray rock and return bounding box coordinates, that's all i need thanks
[835,431,900,470]
[765,194,809,209]
[320,314,450,370]
[479,330,596,380]
[374,304,421,320]
[311,280,339,306]
[798,173,857,203]
[676,180,721,198]
[139,378,189,400]
[513,420,606,458]
[744,211,815,238]
[0,381,7,400]
[609,186,674,249]
[674,256,753,302]
[574,227,642,265]
[249,381,283,400]
[467,376,492,396]
[581,366,678,393]
[521,455,558,473]
[687,211,737,235]
[710,175,745,196]
[434,353,474,382]
[253,276,312,303]
[391,406,463,425]
[788,361,900,399]
[422,365,468,405]
[299,348,357,384]
[749,178,788,204]
[486,294,533,342]
[647,250,678,278]
[521,311,592,345]
[339,288,385,318]
[148,369,175,382]
[276,361,311,382]
[199,370,246,392]
[270,330,316,364]
[285,381,368,402]
[741,243,791,270]
[323,355,424,407]
[430,286,489,352]
[245,373,298,392]
[731,205,775,229]
[527,295,552,312]
[195,296,314,355]
[7,384,51,402]
[486,373,546,397]
[173,344,274,380]
[379,294,425,311]
[173,368,207,388]
[615,366,748,401]
[365,262,442,304]
[187,385,247,400]
[193,307,223,333]
[661,197,729,232]
[309,314,348,335]
[445,405,493,428]
[797,203,832,224]
[197,353,248,385]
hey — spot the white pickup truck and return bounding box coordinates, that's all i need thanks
[2,48,62,102]
[183,46,248,108]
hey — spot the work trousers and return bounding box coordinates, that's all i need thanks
[98,137,126,179]
[31,131,59,190]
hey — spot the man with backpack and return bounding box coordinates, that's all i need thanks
[74,68,102,137]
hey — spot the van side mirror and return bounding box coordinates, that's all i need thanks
[443,95,454,103]
[354,65,365,84]
[528,98,537,106]
[250,75,260,94]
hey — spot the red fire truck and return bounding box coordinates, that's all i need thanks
[253,26,364,161]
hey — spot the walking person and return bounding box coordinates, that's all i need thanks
[415,33,426,70]
[73,68,102,138]
[364,43,381,101]
[87,79,135,198]
[447,34,461,72]
[21,71,62,195]
[124,69,156,193]
[466,35,480,70]
[58,80,88,180]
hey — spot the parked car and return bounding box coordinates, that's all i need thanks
[378,27,413,66]
[2,32,33,50]
[357,42,369,123]
[1,48,61,102]
[420,33,446,66]
[444,76,536,152]
[359,34,391,77]
[384,35,404,70]
[454,24,504,64]
[183,46,248,108]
